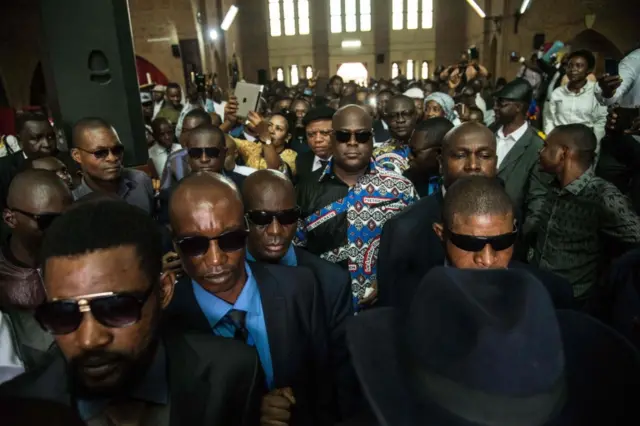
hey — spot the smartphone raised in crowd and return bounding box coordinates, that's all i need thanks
[605,58,619,76]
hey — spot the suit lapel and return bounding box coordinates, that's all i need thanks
[166,276,211,333]
[165,332,213,426]
[249,262,289,389]
[498,129,533,175]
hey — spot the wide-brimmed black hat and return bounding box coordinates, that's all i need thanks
[493,78,533,103]
[347,267,640,426]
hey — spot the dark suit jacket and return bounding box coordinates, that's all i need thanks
[495,126,551,239]
[166,262,335,426]
[373,120,391,144]
[157,171,246,225]
[294,247,359,419]
[0,329,264,426]
[295,150,316,184]
[377,192,444,310]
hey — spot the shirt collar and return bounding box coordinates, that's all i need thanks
[245,245,298,266]
[318,158,377,183]
[76,171,135,199]
[76,343,168,420]
[497,121,528,141]
[562,169,595,195]
[562,80,594,96]
[192,262,261,328]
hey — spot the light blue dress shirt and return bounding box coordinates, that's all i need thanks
[192,262,274,389]
[245,244,298,267]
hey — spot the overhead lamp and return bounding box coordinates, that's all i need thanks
[341,40,362,48]
[209,29,218,41]
[465,0,486,18]
[221,5,239,31]
[519,0,532,14]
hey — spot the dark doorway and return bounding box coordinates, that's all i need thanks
[179,39,203,88]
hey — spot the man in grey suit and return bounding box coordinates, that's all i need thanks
[493,78,550,239]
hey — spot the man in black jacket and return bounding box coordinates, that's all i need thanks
[166,172,334,426]
[377,122,498,307]
[242,169,358,420]
[295,106,336,183]
[0,200,264,426]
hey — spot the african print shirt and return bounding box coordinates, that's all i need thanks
[295,159,418,299]
[530,169,640,298]
[373,141,410,175]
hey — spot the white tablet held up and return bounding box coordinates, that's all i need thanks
[234,82,264,120]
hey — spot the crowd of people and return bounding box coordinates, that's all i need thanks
[0,43,640,425]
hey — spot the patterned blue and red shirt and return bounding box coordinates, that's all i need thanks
[295,159,418,300]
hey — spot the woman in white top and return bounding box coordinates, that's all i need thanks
[147,117,182,178]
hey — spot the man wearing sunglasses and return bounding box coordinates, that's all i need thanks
[166,172,334,426]
[0,201,265,425]
[373,95,418,175]
[431,176,572,309]
[377,122,499,308]
[242,170,358,421]
[71,117,155,214]
[297,105,418,311]
[0,170,73,373]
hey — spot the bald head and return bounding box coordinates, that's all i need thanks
[72,117,117,149]
[333,105,373,129]
[7,169,72,209]
[169,172,243,231]
[242,170,294,211]
[442,122,496,154]
[388,95,416,112]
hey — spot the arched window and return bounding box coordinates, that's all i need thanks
[276,67,284,82]
[406,59,414,80]
[290,65,299,86]
[391,62,400,78]
[421,61,429,79]
[305,66,313,80]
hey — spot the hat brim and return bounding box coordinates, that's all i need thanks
[347,308,640,426]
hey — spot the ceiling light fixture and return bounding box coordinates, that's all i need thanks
[221,5,239,31]
[520,0,532,13]
[465,0,487,18]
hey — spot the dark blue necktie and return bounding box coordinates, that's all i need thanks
[227,309,249,342]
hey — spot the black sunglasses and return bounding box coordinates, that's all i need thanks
[35,286,154,335]
[446,229,518,252]
[176,228,248,257]
[188,147,222,159]
[77,145,125,159]
[246,207,301,227]
[10,208,61,231]
[334,130,373,144]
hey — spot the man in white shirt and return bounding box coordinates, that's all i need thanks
[544,50,608,154]
[148,117,182,178]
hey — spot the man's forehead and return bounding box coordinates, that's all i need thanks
[188,133,223,147]
[388,99,415,111]
[307,119,332,129]
[24,120,51,134]
[451,212,513,228]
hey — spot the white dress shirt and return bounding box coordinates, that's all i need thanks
[148,143,182,177]
[312,155,332,172]
[0,312,24,385]
[544,81,608,147]
[496,122,529,167]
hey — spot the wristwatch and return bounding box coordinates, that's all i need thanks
[261,138,272,145]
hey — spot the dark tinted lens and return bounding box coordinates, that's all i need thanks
[334,130,351,143]
[247,211,274,226]
[204,147,221,158]
[448,231,517,252]
[92,148,110,159]
[111,145,125,157]
[354,131,372,143]
[487,233,518,251]
[37,213,61,231]
[35,301,82,335]
[188,148,203,158]
[217,229,248,252]
[276,208,301,225]
[91,295,143,328]
[177,235,211,257]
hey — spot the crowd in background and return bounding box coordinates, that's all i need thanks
[0,42,639,425]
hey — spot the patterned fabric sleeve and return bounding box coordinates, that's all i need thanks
[280,149,298,176]
[234,138,266,170]
[600,185,640,244]
[294,218,308,247]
